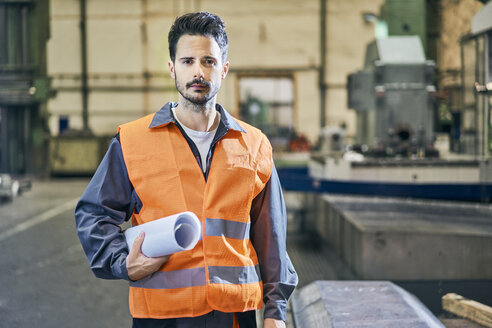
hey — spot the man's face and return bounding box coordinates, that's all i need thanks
[169,34,229,106]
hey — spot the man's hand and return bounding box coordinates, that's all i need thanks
[126,231,170,281]
[264,318,286,328]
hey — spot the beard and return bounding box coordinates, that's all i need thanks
[175,76,220,110]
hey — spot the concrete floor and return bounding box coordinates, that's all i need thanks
[0,179,329,328]
[0,179,130,328]
[1,179,484,328]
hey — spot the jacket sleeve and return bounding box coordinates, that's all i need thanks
[250,162,299,322]
[74,137,135,280]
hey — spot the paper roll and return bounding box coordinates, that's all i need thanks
[124,211,201,258]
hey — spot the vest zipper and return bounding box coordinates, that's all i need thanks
[204,122,230,180]
[173,120,231,307]
[174,120,231,182]
[173,122,207,181]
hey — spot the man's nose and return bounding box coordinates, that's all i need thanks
[193,63,204,79]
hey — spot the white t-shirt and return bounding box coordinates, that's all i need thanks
[171,107,220,173]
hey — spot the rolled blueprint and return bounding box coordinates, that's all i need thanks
[124,212,201,258]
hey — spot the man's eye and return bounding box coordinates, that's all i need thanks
[205,60,216,66]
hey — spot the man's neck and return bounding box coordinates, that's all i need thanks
[174,97,219,132]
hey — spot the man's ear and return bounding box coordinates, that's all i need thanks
[221,61,230,79]
[168,60,175,79]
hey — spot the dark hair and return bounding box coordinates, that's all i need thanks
[168,12,229,63]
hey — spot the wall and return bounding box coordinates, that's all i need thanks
[47,0,384,142]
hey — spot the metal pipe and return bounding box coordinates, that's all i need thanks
[319,0,327,128]
[475,37,480,157]
[0,5,7,65]
[484,35,490,158]
[80,0,89,132]
[141,0,150,115]
[21,4,29,65]
[0,107,8,171]
[24,105,30,172]
[54,86,177,93]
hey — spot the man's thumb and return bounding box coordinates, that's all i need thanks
[132,231,145,251]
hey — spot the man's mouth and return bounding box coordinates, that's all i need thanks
[187,80,209,90]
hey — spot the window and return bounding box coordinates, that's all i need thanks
[238,76,295,150]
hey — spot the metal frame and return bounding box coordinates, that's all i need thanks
[0,0,49,174]
[461,29,491,158]
[0,106,7,172]
[277,166,492,202]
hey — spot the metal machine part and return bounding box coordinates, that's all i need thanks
[0,173,31,202]
[347,36,437,157]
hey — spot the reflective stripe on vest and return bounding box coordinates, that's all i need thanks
[205,218,250,239]
[119,112,272,318]
[129,265,261,289]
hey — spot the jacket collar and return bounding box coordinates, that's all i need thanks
[149,102,246,133]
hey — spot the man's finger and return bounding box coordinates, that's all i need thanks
[131,231,145,253]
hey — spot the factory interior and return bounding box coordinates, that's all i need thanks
[1,0,492,327]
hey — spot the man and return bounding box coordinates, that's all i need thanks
[75,12,298,328]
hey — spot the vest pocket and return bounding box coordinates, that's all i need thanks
[226,154,253,170]
[206,164,256,221]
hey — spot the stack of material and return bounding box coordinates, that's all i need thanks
[442,293,492,328]
[292,281,444,328]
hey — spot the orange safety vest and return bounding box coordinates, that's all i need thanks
[118,112,272,319]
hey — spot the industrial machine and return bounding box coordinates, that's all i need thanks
[460,1,492,157]
[347,36,437,157]
[276,34,492,203]
[0,0,51,175]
